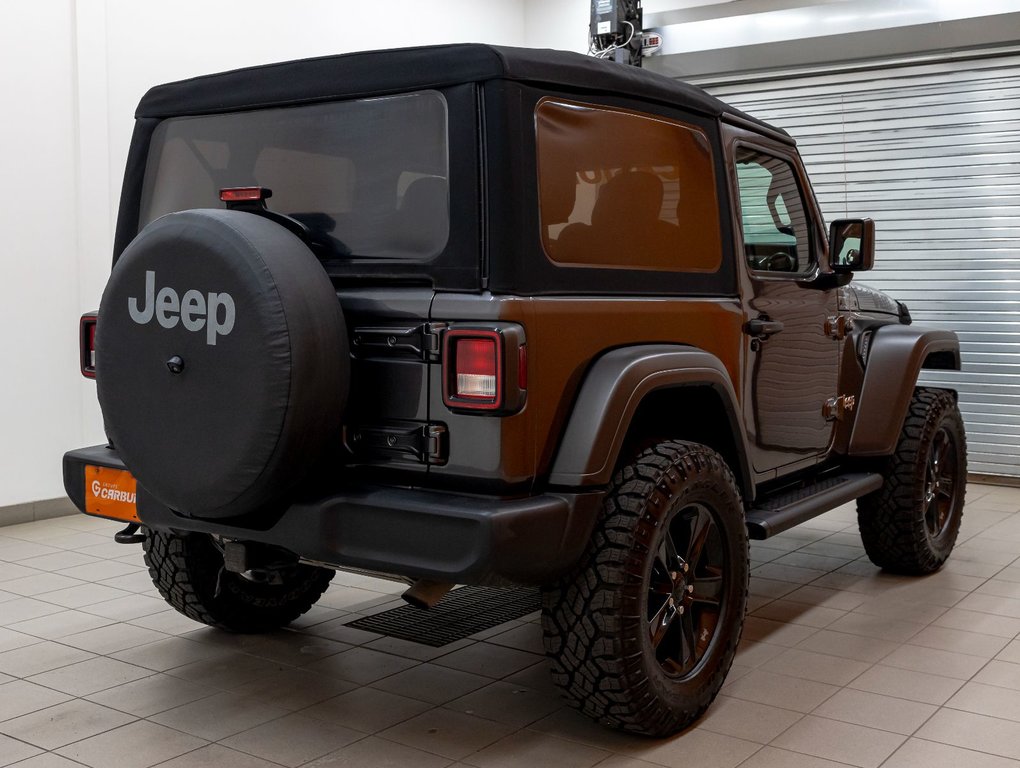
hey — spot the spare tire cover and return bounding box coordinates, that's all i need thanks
[97,209,348,519]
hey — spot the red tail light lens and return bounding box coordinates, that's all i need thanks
[444,330,503,410]
[80,313,98,379]
[219,186,272,203]
[456,339,498,399]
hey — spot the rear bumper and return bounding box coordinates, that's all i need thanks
[63,444,602,585]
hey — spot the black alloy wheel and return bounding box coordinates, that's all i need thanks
[647,502,725,679]
[923,426,960,539]
[858,387,967,574]
[541,440,748,736]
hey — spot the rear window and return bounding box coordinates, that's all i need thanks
[536,99,722,272]
[138,91,449,261]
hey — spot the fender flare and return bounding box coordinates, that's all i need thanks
[548,345,753,498]
[848,325,961,456]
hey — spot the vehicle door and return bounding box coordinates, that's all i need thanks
[723,124,840,476]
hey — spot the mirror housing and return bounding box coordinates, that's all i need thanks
[829,218,875,273]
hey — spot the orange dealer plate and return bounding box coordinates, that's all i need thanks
[84,465,139,522]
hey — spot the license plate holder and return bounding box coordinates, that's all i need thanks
[84,465,139,522]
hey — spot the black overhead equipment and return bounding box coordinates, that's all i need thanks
[590,0,643,66]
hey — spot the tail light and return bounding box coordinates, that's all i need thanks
[80,312,98,379]
[220,186,272,204]
[442,326,527,413]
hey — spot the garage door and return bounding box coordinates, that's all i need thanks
[704,53,1020,478]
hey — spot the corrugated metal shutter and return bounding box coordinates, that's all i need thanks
[703,54,1020,478]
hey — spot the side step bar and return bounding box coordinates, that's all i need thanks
[745,472,883,540]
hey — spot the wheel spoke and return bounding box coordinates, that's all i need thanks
[924,497,939,533]
[934,431,950,468]
[691,572,723,606]
[651,579,674,596]
[686,507,712,567]
[926,459,938,492]
[657,528,682,574]
[678,610,698,672]
[649,555,673,594]
[923,427,957,537]
[649,598,679,649]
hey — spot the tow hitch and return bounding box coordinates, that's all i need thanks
[113,523,146,544]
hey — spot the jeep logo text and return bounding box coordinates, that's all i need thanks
[128,270,235,346]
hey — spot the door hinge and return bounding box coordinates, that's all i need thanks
[823,395,856,422]
[824,315,854,340]
[345,423,448,465]
[421,424,448,465]
[351,323,446,362]
[422,323,446,362]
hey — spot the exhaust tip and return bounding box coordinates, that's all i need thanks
[401,579,455,610]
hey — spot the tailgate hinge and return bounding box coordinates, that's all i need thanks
[423,323,446,362]
[345,422,448,465]
[351,323,446,362]
[421,424,448,465]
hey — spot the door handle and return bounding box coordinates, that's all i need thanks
[745,317,785,339]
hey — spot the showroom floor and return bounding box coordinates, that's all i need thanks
[1,484,1020,767]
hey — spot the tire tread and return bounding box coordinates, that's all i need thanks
[542,440,747,736]
[143,531,333,633]
[858,387,967,574]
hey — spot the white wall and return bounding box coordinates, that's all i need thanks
[524,0,590,53]
[0,1,83,507]
[2,0,530,508]
[9,0,1012,506]
[521,0,737,53]
[75,0,531,475]
[98,0,528,247]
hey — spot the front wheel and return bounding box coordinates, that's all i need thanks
[858,387,967,574]
[541,440,748,737]
[143,530,334,633]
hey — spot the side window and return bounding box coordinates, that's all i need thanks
[536,99,722,272]
[735,148,813,275]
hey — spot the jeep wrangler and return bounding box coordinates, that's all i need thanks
[63,44,966,736]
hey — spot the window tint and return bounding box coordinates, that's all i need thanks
[735,148,813,274]
[536,99,722,272]
[139,91,449,261]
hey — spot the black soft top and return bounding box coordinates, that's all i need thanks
[135,43,785,137]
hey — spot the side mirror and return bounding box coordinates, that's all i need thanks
[829,218,875,273]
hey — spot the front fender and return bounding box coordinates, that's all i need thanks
[848,325,960,456]
[547,345,752,498]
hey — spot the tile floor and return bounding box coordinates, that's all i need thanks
[1,483,1020,767]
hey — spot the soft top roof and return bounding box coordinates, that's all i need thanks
[135,43,786,137]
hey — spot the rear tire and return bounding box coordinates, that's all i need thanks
[541,440,748,737]
[857,387,967,574]
[143,530,334,633]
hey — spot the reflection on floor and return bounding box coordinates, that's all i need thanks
[0,483,1019,767]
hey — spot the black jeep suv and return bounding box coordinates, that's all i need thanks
[64,44,966,736]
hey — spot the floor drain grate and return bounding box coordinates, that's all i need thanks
[345,585,541,647]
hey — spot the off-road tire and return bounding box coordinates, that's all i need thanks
[541,440,748,737]
[143,530,334,633]
[858,387,967,574]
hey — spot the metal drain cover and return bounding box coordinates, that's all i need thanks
[345,586,540,647]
